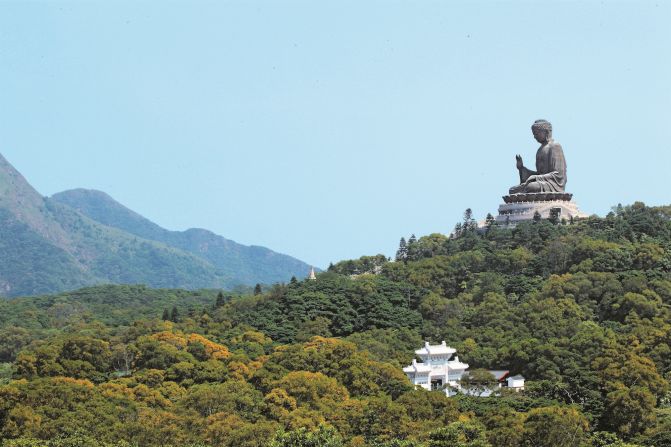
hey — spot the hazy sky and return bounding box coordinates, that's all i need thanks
[1,1,669,268]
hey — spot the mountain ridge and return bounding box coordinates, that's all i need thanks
[0,153,312,297]
[51,188,313,285]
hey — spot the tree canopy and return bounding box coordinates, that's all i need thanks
[1,202,670,446]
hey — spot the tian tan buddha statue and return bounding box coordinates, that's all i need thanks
[497,119,586,225]
[509,119,566,194]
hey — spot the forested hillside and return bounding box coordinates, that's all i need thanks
[51,189,312,286]
[0,153,311,297]
[1,202,670,447]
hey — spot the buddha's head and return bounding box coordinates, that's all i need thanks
[531,119,552,143]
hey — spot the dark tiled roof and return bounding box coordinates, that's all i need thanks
[487,370,510,381]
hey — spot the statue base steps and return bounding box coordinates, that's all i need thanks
[496,196,588,227]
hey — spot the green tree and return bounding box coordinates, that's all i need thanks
[460,370,497,396]
[428,421,491,447]
[482,407,524,447]
[0,326,32,362]
[396,238,408,263]
[182,380,265,421]
[170,306,179,323]
[463,209,475,232]
[407,235,418,261]
[269,424,344,447]
[521,406,589,447]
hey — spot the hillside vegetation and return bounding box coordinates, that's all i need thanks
[51,189,312,286]
[0,202,670,447]
[0,154,311,297]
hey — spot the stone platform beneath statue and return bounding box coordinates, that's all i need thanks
[496,193,588,226]
[503,192,573,203]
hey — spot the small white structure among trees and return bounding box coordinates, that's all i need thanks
[403,341,525,396]
[507,374,526,390]
[403,341,470,396]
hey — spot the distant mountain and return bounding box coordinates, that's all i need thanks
[51,188,313,286]
[0,153,312,297]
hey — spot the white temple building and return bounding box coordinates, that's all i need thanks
[403,341,525,396]
[403,341,470,396]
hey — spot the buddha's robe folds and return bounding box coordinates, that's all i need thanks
[510,141,567,194]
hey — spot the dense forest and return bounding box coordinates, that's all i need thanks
[1,202,670,447]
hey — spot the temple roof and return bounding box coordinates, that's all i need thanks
[447,358,469,370]
[415,341,456,356]
[402,359,432,373]
[488,370,510,381]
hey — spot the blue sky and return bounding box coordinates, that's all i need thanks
[1,1,669,268]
